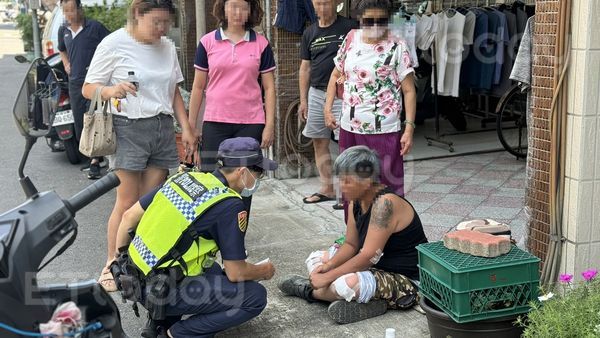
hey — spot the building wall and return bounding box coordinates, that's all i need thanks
[560,0,600,276]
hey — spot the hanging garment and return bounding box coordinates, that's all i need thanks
[493,8,518,96]
[274,0,317,35]
[432,11,466,97]
[392,14,419,68]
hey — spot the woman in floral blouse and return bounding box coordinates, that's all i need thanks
[324,0,416,197]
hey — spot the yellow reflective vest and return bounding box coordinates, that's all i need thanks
[129,172,240,277]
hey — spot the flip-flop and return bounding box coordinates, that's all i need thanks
[98,270,117,292]
[332,202,344,210]
[302,193,335,204]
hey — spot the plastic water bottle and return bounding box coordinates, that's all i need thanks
[385,328,395,338]
[124,71,141,115]
[127,71,139,90]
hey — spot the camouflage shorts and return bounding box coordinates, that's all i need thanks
[370,268,418,310]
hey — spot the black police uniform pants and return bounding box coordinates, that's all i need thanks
[200,121,265,219]
[163,263,267,338]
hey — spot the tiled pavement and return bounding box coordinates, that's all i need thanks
[283,151,529,248]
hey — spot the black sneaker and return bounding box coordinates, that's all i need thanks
[277,275,315,302]
[327,299,388,324]
[87,163,101,180]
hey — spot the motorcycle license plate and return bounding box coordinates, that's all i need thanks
[52,110,74,126]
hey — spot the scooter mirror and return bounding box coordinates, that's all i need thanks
[13,55,28,64]
[12,58,60,138]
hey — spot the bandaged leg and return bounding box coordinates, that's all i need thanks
[331,271,376,303]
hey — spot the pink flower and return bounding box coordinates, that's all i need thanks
[376,88,394,104]
[559,273,573,284]
[374,43,386,54]
[350,118,362,130]
[582,269,598,281]
[357,69,372,84]
[376,66,392,78]
[381,105,395,116]
[348,94,362,107]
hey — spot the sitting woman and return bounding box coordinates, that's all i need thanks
[278,145,428,324]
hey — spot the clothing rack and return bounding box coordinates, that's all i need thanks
[424,39,455,152]
[422,0,531,152]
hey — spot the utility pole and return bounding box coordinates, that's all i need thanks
[29,0,41,58]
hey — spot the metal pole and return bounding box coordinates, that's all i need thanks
[29,0,42,58]
[32,9,41,58]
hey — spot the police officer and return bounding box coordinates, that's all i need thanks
[112,137,277,338]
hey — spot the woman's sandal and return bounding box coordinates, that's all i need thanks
[98,268,117,292]
[302,193,335,204]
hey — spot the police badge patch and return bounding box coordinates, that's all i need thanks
[238,211,248,233]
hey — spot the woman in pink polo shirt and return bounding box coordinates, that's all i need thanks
[188,0,275,215]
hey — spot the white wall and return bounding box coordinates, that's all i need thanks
[561,0,600,279]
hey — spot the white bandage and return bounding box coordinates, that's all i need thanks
[369,249,384,265]
[356,271,376,303]
[305,250,326,274]
[333,274,357,302]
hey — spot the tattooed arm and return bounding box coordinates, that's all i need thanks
[309,195,401,289]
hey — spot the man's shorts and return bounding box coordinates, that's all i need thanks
[302,87,342,140]
[370,268,418,310]
[111,114,179,171]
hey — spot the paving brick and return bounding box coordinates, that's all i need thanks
[413,183,458,193]
[495,188,526,198]
[438,168,479,179]
[426,203,473,217]
[452,185,497,195]
[443,230,511,257]
[482,196,526,208]
[463,178,507,188]
[405,191,445,203]
[439,194,487,205]
[469,206,522,219]
[419,214,465,229]
[427,176,466,185]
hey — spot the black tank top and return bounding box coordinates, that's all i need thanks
[353,187,428,280]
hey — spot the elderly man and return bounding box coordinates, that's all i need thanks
[278,146,428,324]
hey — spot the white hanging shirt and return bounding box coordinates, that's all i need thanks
[432,11,465,97]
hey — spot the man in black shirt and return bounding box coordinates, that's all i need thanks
[58,0,109,179]
[300,0,357,207]
[278,146,427,324]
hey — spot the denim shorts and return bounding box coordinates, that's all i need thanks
[302,87,342,140]
[110,114,179,171]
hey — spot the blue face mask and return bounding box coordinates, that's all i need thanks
[240,169,261,197]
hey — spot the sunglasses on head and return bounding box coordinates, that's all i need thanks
[361,17,389,26]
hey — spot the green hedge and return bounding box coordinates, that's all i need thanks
[85,0,129,33]
[15,13,33,51]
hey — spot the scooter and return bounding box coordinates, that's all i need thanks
[1,58,126,337]
[14,54,81,164]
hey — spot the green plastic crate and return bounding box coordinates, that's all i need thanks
[417,241,540,323]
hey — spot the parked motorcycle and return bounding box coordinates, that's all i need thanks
[14,53,81,164]
[1,61,125,337]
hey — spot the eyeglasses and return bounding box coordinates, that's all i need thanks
[361,17,389,26]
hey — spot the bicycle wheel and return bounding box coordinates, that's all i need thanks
[496,84,528,159]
